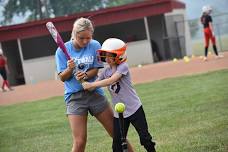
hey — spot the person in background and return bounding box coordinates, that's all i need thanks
[82,38,156,152]
[0,49,13,92]
[201,5,223,61]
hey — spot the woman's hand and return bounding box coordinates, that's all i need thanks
[75,71,87,81]
[211,31,215,37]
[67,59,75,70]
[58,59,75,82]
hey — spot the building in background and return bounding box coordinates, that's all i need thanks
[0,0,191,86]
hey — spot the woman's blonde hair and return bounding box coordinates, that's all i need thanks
[71,17,94,39]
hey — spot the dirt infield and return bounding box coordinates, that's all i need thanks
[0,52,228,106]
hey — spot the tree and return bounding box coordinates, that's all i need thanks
[2,0,48,24]
[1,0,143,25]
[105,0,143,7]
[49,0,106,17]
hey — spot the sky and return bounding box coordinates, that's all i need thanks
[0,0,228,25]
[179,0,228,19]
[0,1,5,23]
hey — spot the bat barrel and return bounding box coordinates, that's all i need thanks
[46,21,71,60]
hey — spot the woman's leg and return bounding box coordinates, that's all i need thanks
[1,80,6,90]
[68,115,88,152]
[208,30,219,56]
[95,105,114,137]
[203,28,210,61]
[0,69,7,91]
[4,79,12,90]
[210,34,223,58]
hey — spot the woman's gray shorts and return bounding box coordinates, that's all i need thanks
[66,91,109,116]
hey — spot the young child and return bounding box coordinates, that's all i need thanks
[82,38,156,152]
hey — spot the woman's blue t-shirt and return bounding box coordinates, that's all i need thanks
[55,39,104,103]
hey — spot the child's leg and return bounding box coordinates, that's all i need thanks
[130,106,156,152]
[112,117,130,152]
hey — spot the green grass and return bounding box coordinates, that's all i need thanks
[1,69,228,152]
[192,35,228,56]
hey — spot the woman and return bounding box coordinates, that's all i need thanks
[201,5,223,61]
[0,49,13,92]
[55,18,133,152]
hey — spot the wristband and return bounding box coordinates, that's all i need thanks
[83,72,88,80]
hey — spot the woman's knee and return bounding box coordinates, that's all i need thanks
[72,138,86,152]
[95,106,114,137]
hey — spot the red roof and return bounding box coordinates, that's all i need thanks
[0,0,185,41]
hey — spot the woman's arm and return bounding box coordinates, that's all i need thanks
[75,68,99,81]
[58,59,75,82]
[209,22,215,36]
[58,68,74,82]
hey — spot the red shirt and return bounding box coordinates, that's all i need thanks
[0,56,6,68]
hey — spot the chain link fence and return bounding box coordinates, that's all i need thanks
[188,12,228,55]
[173,12,228,56]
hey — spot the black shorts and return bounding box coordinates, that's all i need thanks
[0,67,7,80]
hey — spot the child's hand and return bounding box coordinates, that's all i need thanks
[82,81,95,91]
